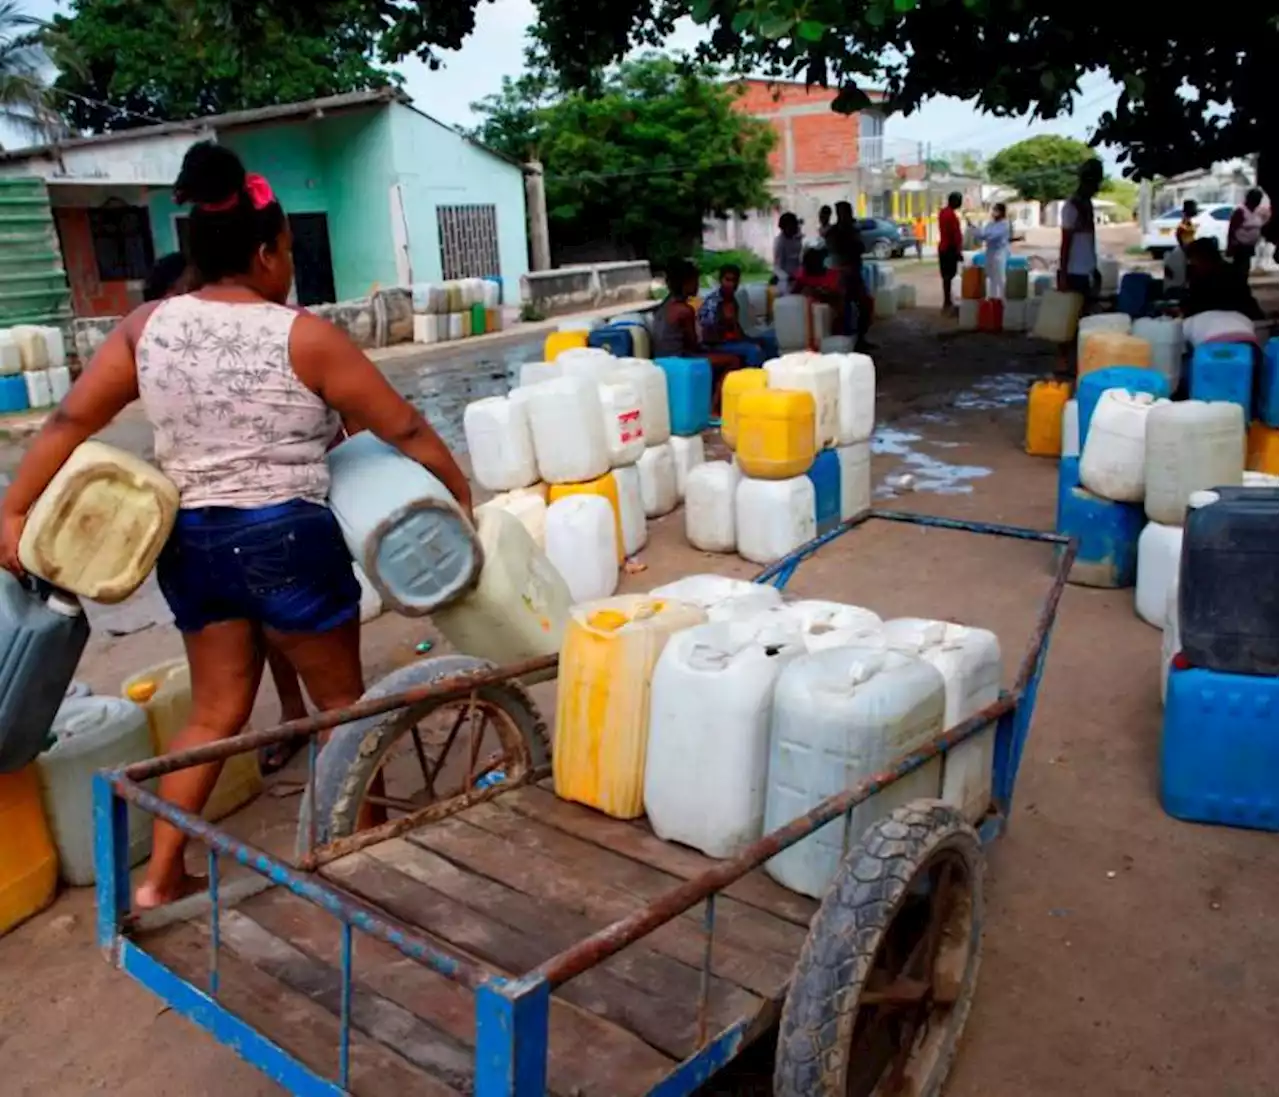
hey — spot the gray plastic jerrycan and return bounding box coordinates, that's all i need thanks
[0,571,89,772]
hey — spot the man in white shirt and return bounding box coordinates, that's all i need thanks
[1058,159,1104,298]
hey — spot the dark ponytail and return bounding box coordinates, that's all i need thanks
[173,141,285,283]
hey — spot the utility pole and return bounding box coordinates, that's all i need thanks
[524,160,551,272]
[1137,179,1152,233]
[923,141,932,240]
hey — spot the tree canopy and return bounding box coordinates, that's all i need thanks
[137,0,1273,193]
[46,0,392,133]
[246,0,1271,193]
[988,135,1097,205]
[471,55,775,264]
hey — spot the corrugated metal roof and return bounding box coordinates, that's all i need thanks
[0,88,406,163]
[0,87,522,170]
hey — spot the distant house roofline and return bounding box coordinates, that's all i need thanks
[731,75,887,103]
[0,86,521,170]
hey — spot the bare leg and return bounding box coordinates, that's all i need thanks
[268,644,308,722]
[135,620,265,910]
[258,643,310,774]
[265,617,383,826]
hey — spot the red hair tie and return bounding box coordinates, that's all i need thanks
[197,173,275,213]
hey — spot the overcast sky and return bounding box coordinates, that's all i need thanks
[7,0,1120,165]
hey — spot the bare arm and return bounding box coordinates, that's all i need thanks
[289,313,472,515]
[1227,209,1244,253]
[0,309,150,572]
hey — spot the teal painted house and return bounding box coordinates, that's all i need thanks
[0,89,529,315]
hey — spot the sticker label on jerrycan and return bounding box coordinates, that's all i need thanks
[617,408,644,446]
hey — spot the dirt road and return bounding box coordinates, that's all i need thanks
[0,259,1274,1096]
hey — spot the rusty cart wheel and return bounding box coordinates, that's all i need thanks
[774,800,984,1097]
[297,655,550,852]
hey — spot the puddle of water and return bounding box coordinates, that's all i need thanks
[404,340,543,454]
[871,426,923,456]
[871,424,992,497]
[952,372,1032,411]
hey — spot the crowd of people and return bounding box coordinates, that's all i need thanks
[770,201,876,353]
[654,163,1270,402]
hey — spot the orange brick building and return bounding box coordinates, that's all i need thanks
[707,78,894,257]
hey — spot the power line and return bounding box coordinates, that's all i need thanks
[44,85,170,128]
[926,79,1118,153]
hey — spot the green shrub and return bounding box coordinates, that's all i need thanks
[696,248,771,283]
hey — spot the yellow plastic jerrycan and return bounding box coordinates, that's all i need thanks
[123,660,263,821]
[544,330,590,361]
[1025,379,1071,457]
[553,596,707,819]
[1079,332,1152,378]
[720,368,768,449]
[0,766,58,935]
[548,472,624,563]
[19,440,179,604]
[1246,421,1279,475]
[735,388,817,479]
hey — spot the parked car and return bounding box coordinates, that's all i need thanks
[858,218,907,259]
[1142,202,1234,258]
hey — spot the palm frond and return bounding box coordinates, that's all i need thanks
[0,0,68,143]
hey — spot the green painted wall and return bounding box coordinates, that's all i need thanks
[149,122,332,263]
[140,103,524,304]
[387,103,528,302]
[147,188,181,256]
[316,110,398,300]
[224,124,330,217]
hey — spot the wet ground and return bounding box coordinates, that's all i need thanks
[1,258,1276,1096]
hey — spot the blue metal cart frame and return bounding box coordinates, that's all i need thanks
[93,508,1074,1096]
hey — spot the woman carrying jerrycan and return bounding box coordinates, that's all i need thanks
[0,141,472,911]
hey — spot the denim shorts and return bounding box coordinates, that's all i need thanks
[157,500,361,634]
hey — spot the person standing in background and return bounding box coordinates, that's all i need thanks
[1058,159,1103,299]
[1175,200,1199,250]
[1226,188,1268,287]
[977,203,1013,299]
[1165,203,1198,301]
[771,212,805,293]
[912,214,927,260]
[805,205,832,258]
[937,192,964,315]
[826,201,874,352]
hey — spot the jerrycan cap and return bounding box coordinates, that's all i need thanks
[126,679,159,704]
[587,608,630,632]
[45,591,83,617]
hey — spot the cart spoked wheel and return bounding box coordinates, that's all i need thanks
[298,655,550,850]
[774,801,984,1097]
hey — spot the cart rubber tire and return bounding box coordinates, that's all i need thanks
[297,655,550,850]
[773,800,984,1097]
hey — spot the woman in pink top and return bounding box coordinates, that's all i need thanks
[0,142,472,909]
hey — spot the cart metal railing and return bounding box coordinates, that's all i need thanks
[93,508,1075,1097]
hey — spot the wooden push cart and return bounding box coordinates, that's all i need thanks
[94,509,1074,1097]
